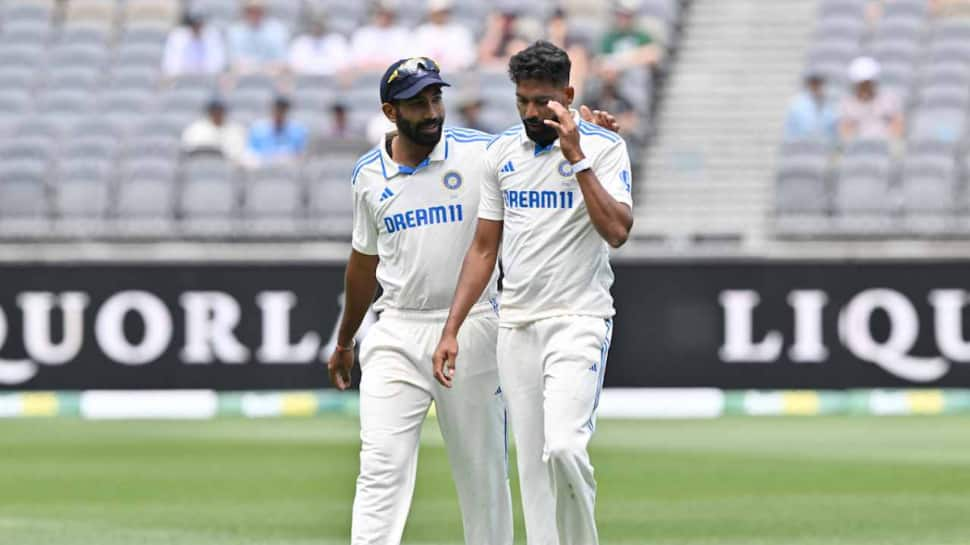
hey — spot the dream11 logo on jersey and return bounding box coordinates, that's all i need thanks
[0,290,377,386]
[718,288,970,383]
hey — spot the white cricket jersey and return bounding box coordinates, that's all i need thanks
[351,127,500,313]
[478,112,633,327]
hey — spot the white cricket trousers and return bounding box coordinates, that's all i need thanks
[351,304,513,545]
[498,316,612,545]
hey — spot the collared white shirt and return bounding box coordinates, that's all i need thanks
[162,26,227,76]
[288,32,350,76]
[413,22,476,71]
[352,127,499,312]
[350,25,414,68]
[479,112,633,327]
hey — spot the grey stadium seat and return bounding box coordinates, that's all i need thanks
[780,138,833,158]
[923,62,970,87]
[870,39,920,65]
[59,22,112,47]
[1,20,52,45]
[53,177,111,236]
[818,0,865,19]
[182,157,234,183]
[109,65,159,92]
[45,66,101,92]
[241,177,305,236]
[927,41,970,65]
[36,90,94,128]
[882,0,926,18]
[179,177,239,237]
[0,89,33,116]
[0,66,36,90]
[910,107,967,143]
[0,159,50,236]
[0,44,46,68]
[120,22,170,47]
[776,155,830,214]
[116,42,163,69]
[308,177,353,235]
[834,155,892,212]
[114,178,177,233]
[60,136,119,161]
[49,44,107,69]
[2,0,56,23]
[844,139,891,159]
[900,155,957,214]
[815,15,865,41]
[234,74,277,94]
[917,85,969,109]
[56,157,113,182]
[0,136,55,162]
[873,17,924,43]
[120,157,178,183]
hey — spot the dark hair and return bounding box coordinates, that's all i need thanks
[508,40,571,87]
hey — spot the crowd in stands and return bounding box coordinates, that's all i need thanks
[775,0,970,236]
[784,0,970,149]
[785,56,905,145]
[162,0,666,168]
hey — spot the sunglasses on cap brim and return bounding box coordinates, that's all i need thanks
[387,57,441,84]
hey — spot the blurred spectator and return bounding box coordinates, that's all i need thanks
[351,1,412,71]
[784,72,838,142]
[367,112,396,145]
[598,0,662,74]
[930,0,970,17]
[327,102,352,138]
[228,0,289,74]
[478,8,521,68]
[455,93,496,133]
[288,13,350,76]
[181,98,249,165]
[585,70,641,143]
[162,11,226,77]
[839,57,904,142]
[248,96,308,164]
[547,7,591,102]
[415,0,476,71]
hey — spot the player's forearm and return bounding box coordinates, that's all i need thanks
[576,170,633,248]
[336,251,379,347]
[443,245,498,337]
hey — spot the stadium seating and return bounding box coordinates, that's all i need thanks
[776,0,970,238]
[0,0,667,241]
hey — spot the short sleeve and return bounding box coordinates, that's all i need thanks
[351,183,379,255]
[593,139,634,209]
[477,144,505,221]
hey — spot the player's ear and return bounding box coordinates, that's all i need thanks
[381,102,397,123]
[564,86,575,107]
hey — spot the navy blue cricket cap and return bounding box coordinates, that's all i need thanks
[379,57,450,103]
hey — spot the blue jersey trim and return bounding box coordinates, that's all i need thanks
[351,149,381,185]
[578,120,620,142]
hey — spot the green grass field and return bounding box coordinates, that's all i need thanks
[2,415,969,545]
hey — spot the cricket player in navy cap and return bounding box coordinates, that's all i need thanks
[329,56,618,545]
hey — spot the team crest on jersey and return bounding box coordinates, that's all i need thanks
[558,159,574,177]
[442,171,463,190]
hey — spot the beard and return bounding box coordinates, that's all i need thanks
[396,116,444,146]
[522,117,559,147]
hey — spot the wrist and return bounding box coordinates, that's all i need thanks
[565,151,586,164]
[570,156,591,174]
[335,339,356,352]
[441,323,459,338]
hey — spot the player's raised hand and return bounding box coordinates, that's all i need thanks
[327,344,355,390]
[544,100,585,163]
[432,334,459,388]
[579,104,619,133]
